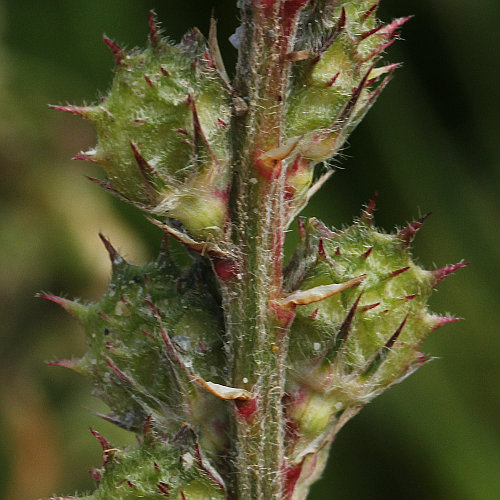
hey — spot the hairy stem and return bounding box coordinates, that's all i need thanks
[217,2,305,498]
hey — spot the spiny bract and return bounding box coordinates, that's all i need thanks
[42,235,229,458]
[59,426,226,499]
[280,0,409,218]
[53,13,232,242]
[281,203,466,497]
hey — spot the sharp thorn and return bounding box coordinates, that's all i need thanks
[333,293,363,347]
[47,359,81,371]
[309,308,319,320]
[360,25,384,41]
[360,247,373,259]
[429,315,463,331]
[316,7,346,57]
[360,193,378,223]
[327,72,340,87]
[397,213,431,246]
[104,357,133,383]
[188,94,215,157]
[37,294,86,318]
[129,142,162,195]
[360,302,380,312]
[385,314,409,349]
[318,238,327,259]
[85,176,137,206]
[49,105,94,119]
[386,266,410,280]
[158,482,172,496]
[376,62,402,74]
[98,233,124,266]
[361,2,379,23]
[89,469,102,482]
[84,408,135,431]
[89,428,112,452]
[339,64,374,120]
[144,75,154,88]
[403,294,419,301]
[369,38,397,58]
[362,313,409,377]
[98,312,111,322]
[148,10,162,47]
[432,262,469,286]
[309,217,335,238]
[145,298,162,318]
[102,34,126,65]
[379,16,413,37]
[72,152,99,164]
[338,7,346,32]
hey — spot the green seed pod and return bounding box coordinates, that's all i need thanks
[53,14,232,242]
[43,428,226,499]
[281,1,409,218]
[282,204,467,495]
[43,235,229,456]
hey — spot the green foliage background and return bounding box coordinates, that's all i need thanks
[0,0,498,498]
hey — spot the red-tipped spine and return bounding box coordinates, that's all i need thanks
[379,16,413,38]
[361,2,379,23]
[326,72,340,87]
[158,482,171,496]
[323,293,363,360]
[130,141,161,182]
[386,266,410,280]
[102,35,126,66]
[50,105,94,119]
[47,359,82,371]
[89,427,112,452]
[38,294,86,318]
[148,10,162,47]
[361,193,378,224]
[72,152,99,164]
[397,213,431,246]
[432,262,469,286]
[362,313,409,377]
[104,357,134,383]
[99,233,124,266]
[360,247,373,259]
[360,302,380,312]
[429,315,462,332]
[88,469,103,482]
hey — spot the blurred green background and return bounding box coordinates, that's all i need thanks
[0,0,498,498]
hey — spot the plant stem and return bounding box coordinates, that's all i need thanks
[216,2,305,498]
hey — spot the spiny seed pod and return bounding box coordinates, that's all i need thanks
[41,235,231,456]
[277,1,408,218]
[43,426,226,499]
[282,203,467,497]
[53,13,232,242]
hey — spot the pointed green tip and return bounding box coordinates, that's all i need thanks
[47,359,85,374]
[38,293,87,319]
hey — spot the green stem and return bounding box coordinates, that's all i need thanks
[216,2,305,498]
